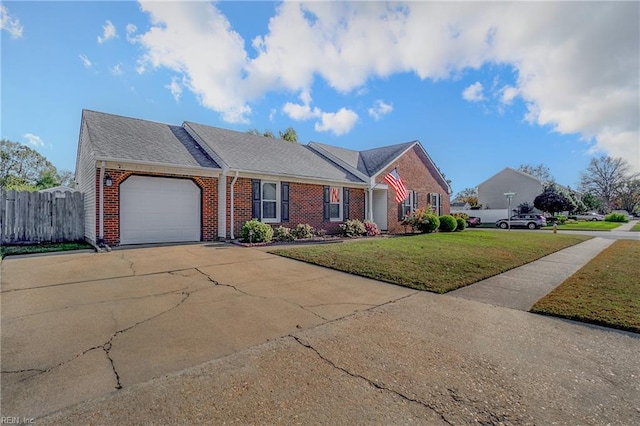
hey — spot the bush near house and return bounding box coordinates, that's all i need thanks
[292,223,315,239]
[363,220,380,236]
[241,219,274,243]
[274,226,294,242]
[605,213,629,223]
[402,208,440,233]
[438,215,458,232]
[455,217,466,231]
[340,219,367,237]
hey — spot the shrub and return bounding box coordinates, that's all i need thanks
[363,220,380,236]
[402,208,440,233]
[455,217,466,231]
[556,215,567,225]
[452,212,469,220]
[274,226,294,242]
[316,228,327,238]
[605,213,629,223]
[241,219,273,243]
[292,223,314,239]
[438,215,458,232]
[340,219,366,237]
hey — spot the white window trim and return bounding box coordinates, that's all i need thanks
[329,186,343,222]
[401,191,415,217]
[261,181,280,223]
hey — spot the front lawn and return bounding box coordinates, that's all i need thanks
[544,221,621,231]
[270,231,591,293]
[630,223,640,232]
[531,240,640,333]
[0,241,94,259]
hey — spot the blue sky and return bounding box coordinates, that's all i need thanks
[2,1,638,196]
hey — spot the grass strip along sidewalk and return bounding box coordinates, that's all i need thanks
[271,231,591,293]
[0,241,94,259]
[544,221,621,231]
[531,240,640,334]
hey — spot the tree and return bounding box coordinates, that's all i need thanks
[581,192,604,213]
[279,127,298,142]
[615,179,640,214]
[518,163,554,183]
[534,184,574,215]
[579,156,635,211]
[1,139,58,190]
[452,187,478,206]
[517,202,534,214]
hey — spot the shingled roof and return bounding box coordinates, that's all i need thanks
[80,110,220,169]
[183,121,363,184]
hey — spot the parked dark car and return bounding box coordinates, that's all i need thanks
[466,216,481,227]
[495,214,546,229]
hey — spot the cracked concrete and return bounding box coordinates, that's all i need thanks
[1,243,413,419]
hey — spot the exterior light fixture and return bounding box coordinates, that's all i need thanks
[104,174,113,187]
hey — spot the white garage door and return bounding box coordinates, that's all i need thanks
[120,176,201,245]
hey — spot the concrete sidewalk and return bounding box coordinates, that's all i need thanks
[615,219,638,231]
[449,237,615,310]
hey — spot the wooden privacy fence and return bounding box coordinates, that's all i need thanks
[0,190,84,244]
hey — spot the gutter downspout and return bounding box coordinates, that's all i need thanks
[218,168,228,240]
[229,171,239,239]
[98,161,105,244]
[368,178,377,222]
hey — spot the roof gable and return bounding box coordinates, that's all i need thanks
[183,121,364,184]
[80,110,220,169]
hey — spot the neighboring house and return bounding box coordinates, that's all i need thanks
[75,110,451,246]
[450,201,471,211]
[477,167,544,212]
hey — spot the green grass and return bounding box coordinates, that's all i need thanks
[270,231,591,293]
[544,221,621,231]
[531,240,640,333]
[1,241,94,259]
[630,223,640,232]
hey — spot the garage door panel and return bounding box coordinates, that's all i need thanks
[120,176,201,245]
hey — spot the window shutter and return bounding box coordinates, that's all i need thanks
[398,201,404,221]
[438,193,442,216]
[413,191,418,210]
[343,187,350,220]
[281,182,289,223]
[323,186,330,221]
[251,179,261,220]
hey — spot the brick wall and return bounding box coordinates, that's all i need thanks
[229,178,365,237]
[378,145,451,234]
[96,169,218,246]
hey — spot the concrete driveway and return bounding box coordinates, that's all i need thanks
[2,242,639,424]
[1,243,414,419]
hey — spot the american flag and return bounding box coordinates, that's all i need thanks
[384,168,409,203]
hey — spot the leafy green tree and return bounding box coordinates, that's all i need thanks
[534,184,574,215]
[581,192,603,212]
[1,139,58,190]
[453,187,478,206]
[279,127,298,142]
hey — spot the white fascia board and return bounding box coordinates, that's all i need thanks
[95,157,221,177]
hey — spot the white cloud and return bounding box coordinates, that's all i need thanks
[500,86,518,105]
[165,77,182,102]
[0,5,23,39]
[368,100,393,120]
[282,91,357,135]
[23,133,45,148]
[98,20,117,44]
[79,54,92,68]
[462,82,485,102]
[315,108,359,136]
[132,2,639,167]
[111,63,123,76]
[133,2,250,123]
[126,23,137,42]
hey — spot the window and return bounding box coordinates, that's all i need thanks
[329,186,342,220]
[398,190,417,221]
[430,193,441,216]
[261,181,279,222]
